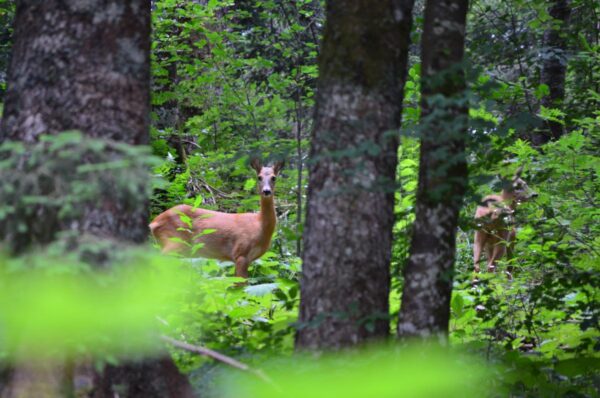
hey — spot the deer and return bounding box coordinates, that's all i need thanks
[473,167,537,275]
[149,159,284,278]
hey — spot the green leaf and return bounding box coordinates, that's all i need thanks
[244,178,256,191]
[555,358,600,377]
[534,84,550,100]
[451,293,465,318]
[175,211,193,228]
[244,283,279,297]
[168,237,189,246]
[193,229,216,239]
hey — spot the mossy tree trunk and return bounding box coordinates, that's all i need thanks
[0,1,193,397]
[296,0,415,350]
[397,0,469,339]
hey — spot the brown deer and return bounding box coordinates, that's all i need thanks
[149,159,284,277]
[473,167,537,274]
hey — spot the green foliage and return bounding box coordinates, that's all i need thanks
[0,132,160,253]
[222,345,493,398]
[0,1,598,396]
[151,0,317,153]
[450,129,600,395]
[163,255,300,386]
[0,247,191,361]
[393,54,599,394]
[0,0,14,99]
[150,0,316,259]
[467,0,600,138]
[391,137,419,286]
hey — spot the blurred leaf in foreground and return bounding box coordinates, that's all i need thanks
[0,247,191,361]
[220,344,495,398]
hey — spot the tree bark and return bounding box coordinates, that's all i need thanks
[397,0,469,339]
[1,0,152,245]
[296,0,414,350]
[534,0,571,145]
[1,0,150,146]
[93,359,194,398]
[0,1,193,396]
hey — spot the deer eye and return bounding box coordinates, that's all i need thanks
[258,176,263,181]
[271,176,276,182]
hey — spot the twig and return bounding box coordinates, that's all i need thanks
[180,138,203,150]
[160,335,278,388]
[188,172,232,201]
[197,177,231,198]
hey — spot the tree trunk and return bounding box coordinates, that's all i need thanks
[397,0,469,340]
[1,0,152,244]
[1,0,151,145]
[296,0,415,350]
[0,1,193,396]
[534,0,571,145]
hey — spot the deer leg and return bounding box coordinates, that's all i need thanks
[488,240,507,273]
[506,228,517,258]
[234,256,249,278]
[484,235,495,272]
[504,228,516,278]
[473,230,486,273]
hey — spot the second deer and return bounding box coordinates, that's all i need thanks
[150,159,284,278]
[473,167,537,274]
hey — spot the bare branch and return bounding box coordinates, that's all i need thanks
[160,335,278,388]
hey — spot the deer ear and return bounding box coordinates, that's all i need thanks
[250,158,262,173]
[273,160,285,175]
[514,166,524,179]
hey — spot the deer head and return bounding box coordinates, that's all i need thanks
[251,159,284,197]
[505,166,538,205]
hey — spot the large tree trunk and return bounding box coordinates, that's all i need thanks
[397,0,469,339]
[533,0,571,145]
[1,0,151,245]
[1,0,150,146]
[0,1,193,397]
[296,0,414,350]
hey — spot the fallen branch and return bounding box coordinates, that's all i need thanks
[160,335,277,387]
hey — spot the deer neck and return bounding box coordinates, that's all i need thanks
[500,190,517,210]
[259,195,277,239]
